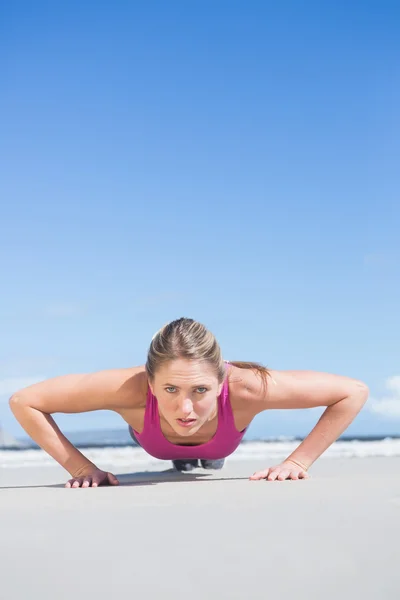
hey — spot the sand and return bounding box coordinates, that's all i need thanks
[0,456,399,600]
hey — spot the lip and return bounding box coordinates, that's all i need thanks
[176,418,197,428]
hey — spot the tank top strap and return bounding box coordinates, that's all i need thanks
[217,361,234,429]
[144,384,158,427]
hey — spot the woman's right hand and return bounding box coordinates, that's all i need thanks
[65,468,120,488]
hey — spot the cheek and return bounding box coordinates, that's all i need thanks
[156,397,172,415]
[196,397,215,416]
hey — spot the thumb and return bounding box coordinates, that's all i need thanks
[107,472,120,485]
[249,468,270,481]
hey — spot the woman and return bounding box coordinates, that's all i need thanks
[9,318,369,487]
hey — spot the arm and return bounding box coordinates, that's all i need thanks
[9,367,145,480]
[247,369,369,479]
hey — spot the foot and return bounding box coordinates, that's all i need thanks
[200,458,225,470]
[172,459,199,472]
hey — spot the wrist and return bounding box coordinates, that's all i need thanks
[285,456,310,471]
[68,459,98,479]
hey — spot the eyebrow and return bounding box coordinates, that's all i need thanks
[163,383,210,387]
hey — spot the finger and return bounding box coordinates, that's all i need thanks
[249,469,270,481]
[81,478,91,488]
[299,470,310,479]
[90,475,105,487]
[65,480,72,488]
[72,479,82,488]
[277,470,291,481]
[267,470,280,481]
[290,471,299,480]
[249,472,264,480]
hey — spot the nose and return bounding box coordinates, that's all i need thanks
[178,397,194,416]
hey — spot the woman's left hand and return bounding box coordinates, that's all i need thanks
[249,459,310,481]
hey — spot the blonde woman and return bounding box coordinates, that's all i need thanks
[9,318,369,487]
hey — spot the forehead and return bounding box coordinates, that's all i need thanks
[156,359,217,382]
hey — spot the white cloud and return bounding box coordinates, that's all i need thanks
[0,376,46,400]
[368,375,400,418]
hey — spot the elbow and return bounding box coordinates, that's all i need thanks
[10,392,22,402]
[9,393,30,411]
[351,381,369,405]
[355,381,369,395]
[9,393,19,406]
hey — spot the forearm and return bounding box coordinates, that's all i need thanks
[286,389,369,470]
[9,397,97,477]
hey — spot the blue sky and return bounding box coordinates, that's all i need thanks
[1,0,399,440]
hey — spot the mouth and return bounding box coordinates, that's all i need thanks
[176,418,197,428]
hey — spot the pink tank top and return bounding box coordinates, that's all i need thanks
[131,361,247,460]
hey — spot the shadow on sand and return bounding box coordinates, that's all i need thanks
[1,468,250,489]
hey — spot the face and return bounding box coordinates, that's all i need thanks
[149,359,224,436]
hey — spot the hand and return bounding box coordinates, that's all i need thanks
[249,459,310,481]
[65,468,120,488]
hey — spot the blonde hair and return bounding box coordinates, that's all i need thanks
[146,317,271,391]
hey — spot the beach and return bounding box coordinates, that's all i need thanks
[0,456,399,599]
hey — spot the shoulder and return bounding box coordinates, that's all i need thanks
[226,363,274,411]
[111,365,148,410]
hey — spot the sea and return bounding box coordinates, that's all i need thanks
[1,428,400,469]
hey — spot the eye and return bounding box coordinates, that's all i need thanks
[164,387,208,394]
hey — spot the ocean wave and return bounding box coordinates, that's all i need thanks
[1,438,400,468]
